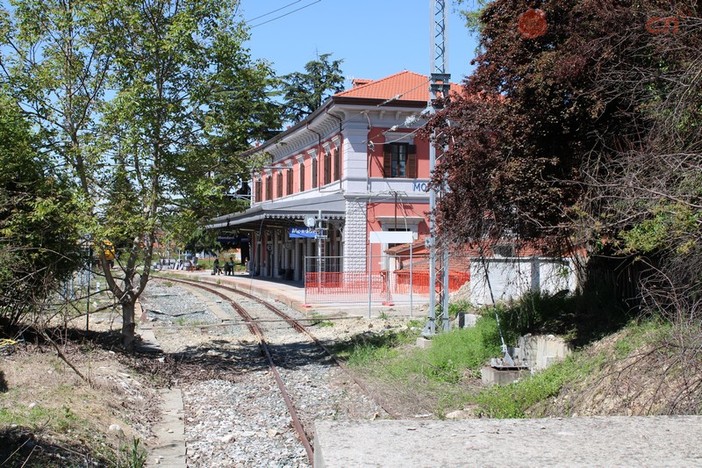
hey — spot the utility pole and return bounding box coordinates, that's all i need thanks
[424,0,451,336]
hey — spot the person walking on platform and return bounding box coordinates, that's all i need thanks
[212,258,221,275]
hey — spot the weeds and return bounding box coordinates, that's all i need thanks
[0,404,81,434]
[473,351,606,418]
[116,437,147,468]
[448,300,472,319]
[342,316,501,384]
[310,313,334,328]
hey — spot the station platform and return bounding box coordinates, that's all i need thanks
[164,270,425,319]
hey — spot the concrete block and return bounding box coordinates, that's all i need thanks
[481,366,530,386]
[517,334,572,371]
[415,337,432,349]
[456,313,478,328]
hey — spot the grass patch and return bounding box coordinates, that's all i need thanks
[310,313,334,328]
[341,315,501,384]
[613,318,670,358]
[0,404,82,434]
[333,328,417,365]
[495,287,634,346]
[473,320,668,418]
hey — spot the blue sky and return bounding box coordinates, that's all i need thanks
[238,1,480,86]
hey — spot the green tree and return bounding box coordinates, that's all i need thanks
[280,52,345,123]
[1,0,281,348]
[0,91,82,327]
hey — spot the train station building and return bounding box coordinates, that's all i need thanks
[209,71,462,287]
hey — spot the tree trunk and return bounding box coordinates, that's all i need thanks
[121,299,136,351]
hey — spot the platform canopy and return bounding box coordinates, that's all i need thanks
[208,193,346,230]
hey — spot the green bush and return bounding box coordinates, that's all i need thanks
[448,300,472,319]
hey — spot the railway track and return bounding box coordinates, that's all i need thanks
[153,276,397,465]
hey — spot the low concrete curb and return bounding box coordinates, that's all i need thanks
[147,388,186,467]
[136,323,186,467]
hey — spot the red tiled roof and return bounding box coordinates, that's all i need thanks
[336,70,462,102]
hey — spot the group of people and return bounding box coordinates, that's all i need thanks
[212,257,236,276]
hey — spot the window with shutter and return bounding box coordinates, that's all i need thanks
[311,159,318,188]
[286,168,293,195]
[323,150,331,185]
[255,178,262,202]
[383,143,415,178]
[407,144,417,178]
[276,172,283,198]
[266,176,272,200]
[333,148,340,181]
[299,162,305,192]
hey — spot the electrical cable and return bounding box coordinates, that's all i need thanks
[244,0,303,23]
[249,1,322,29]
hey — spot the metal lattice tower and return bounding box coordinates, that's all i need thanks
[424,0,451,336]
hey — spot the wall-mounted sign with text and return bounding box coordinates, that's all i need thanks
[289,227,317,239]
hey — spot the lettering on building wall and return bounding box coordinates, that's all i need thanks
[413,181,429,192]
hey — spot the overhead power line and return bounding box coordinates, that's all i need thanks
[249,0,322,29]
[245,0,304,23]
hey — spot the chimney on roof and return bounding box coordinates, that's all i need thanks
[352,78,371,88]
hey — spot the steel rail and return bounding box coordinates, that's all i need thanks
[165,276,400,420]
[159,278,315,463]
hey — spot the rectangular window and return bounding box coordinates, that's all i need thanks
[323,150,331,185]
[312,159,318,188]
[383,143,417,178]
[255,178,262,202]
[265,176,272,201]
[333,148,340,181]
[286,168,293,195]
[299,162,305,191]
[276,172,283,198]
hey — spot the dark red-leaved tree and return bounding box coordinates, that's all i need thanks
[425,0,700,255]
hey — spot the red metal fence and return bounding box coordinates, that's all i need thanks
[304,271,391,304]
[304,255,471,305]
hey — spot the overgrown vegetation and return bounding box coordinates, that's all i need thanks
[473,352,607,418]
[339,295,700,418]
[335,320,499,417]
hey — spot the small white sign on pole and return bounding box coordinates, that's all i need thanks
[369,231,415,244]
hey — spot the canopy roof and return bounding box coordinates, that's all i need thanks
[208,193,345,230]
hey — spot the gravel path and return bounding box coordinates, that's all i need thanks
[141,280,387,467]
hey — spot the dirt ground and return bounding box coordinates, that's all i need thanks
[0,311,163,467]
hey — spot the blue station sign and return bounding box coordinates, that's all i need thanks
[289,227,317,239]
